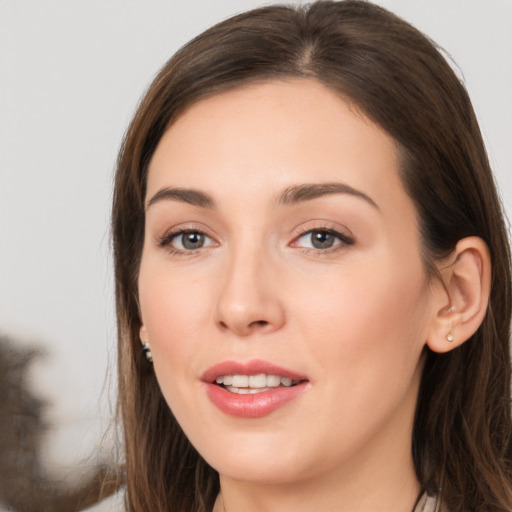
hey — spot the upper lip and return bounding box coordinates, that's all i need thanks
[202,359,308,384]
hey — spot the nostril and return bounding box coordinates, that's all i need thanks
[217,318,269,334]
[250,320,269,328]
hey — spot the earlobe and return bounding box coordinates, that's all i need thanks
[139,324,153,363]
[140,325,148,343]
[426,237,491,354]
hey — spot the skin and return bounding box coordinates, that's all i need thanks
[138,79,451,512]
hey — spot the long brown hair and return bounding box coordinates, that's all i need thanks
[111,2,512,510]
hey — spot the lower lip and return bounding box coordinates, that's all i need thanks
[205,382,307,418]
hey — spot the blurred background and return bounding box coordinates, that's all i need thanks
[0,0,511,510]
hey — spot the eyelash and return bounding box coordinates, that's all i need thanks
[158,226,355,256]
[291,227,355,254]
[158,228,216,256]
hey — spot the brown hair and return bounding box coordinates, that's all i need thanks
[111,1,512,510]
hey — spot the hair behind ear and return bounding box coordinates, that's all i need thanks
[413,233,512,510]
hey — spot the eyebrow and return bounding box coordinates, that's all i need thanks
[146,187,216,210]
[146,182,378,211]
[279,182,379,209]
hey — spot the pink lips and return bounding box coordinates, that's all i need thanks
[202,360,308,418]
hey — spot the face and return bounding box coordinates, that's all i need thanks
[138,79,440,485]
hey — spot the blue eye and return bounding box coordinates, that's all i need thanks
[162,230,215,252]
[294,229,354,250]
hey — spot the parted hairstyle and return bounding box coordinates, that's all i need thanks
[111,1,512,511]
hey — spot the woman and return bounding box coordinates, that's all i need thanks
[111,1,512,511]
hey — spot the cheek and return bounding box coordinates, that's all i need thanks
[292,250,430,390]
[137,258,211,395]
[139,251,211,336]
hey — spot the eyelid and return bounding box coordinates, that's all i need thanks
[156,223,219,254]
[158,228,208,246]
[289,222,355,251]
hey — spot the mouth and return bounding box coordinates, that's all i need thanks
[202,360,309,418]
[214,373,302,394]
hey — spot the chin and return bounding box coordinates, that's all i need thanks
[190,428,324,485]
[213,457,308,485]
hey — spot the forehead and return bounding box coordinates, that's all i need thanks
[146,79,409,217]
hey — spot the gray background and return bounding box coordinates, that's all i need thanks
[1,0,511,489]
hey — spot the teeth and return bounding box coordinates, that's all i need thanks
[249,374,266,388]
[267,375,281,387]
[225,386,268,395]
[215,373,298,390]
[280,377,293,387]
[232,375,249,387]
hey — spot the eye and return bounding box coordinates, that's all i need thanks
[160,230,215,252]
[292,229,354,251]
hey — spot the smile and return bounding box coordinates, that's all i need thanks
[203,361,309,417]
[215,374,298,394]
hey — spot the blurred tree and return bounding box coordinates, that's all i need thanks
[0,335,121,512]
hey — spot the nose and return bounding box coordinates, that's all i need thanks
[214,246,286,336]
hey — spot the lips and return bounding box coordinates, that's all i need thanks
[202,360,309,418]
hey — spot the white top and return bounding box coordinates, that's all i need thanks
[414,493,448,512]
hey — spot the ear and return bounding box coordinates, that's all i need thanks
[426,236,491,354]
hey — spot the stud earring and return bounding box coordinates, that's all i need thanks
[447,319,454,342]
[142,342,153,363]
[446,307,455,342]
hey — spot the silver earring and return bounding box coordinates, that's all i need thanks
[446,307,455,342]
[142,342,153,363]
[447,319,454,342]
